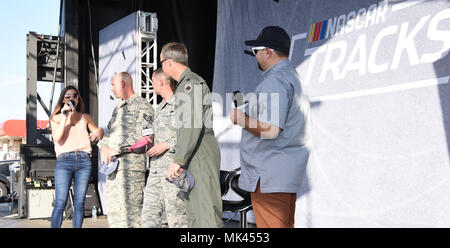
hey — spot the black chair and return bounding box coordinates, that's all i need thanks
[220,168,252,228]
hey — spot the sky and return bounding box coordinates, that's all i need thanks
[0,0,61,123]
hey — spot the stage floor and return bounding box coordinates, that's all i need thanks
[0,203,254,228]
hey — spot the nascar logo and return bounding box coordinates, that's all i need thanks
[289,0,450,102]
[307,0,388,43]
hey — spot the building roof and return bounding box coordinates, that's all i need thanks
[0,120,49,137]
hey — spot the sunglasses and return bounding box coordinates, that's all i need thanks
[64,93,78,99]
[251,46,274,56]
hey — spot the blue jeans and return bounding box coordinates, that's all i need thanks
[51,151,92,228]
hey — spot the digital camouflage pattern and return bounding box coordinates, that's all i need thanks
[97,94,154,228]
[98,94,154,172]
[106,169,146,228]
[141,95,188,228]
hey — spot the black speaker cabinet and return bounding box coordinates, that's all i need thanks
[64,182,102,218]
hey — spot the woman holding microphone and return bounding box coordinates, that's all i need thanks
[49,86,103,228]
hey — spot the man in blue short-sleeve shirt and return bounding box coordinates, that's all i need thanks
[230,26,311,228]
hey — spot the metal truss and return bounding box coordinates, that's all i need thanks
[136,11,158,109]
[26,32,63,145]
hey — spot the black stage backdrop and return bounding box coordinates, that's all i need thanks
[63,0,217,121]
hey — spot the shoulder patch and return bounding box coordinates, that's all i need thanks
[143,113,153,123]
[184,83,192,93]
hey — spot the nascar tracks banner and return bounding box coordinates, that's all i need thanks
[212,0,450,227]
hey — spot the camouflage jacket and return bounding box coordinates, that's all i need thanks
[150,95,177,168]
[97,94,154,172]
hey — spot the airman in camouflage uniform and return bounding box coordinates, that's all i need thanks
[97,72,154,228]
[141,69,188,228]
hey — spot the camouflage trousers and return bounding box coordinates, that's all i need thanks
[141,165,188,228]
[106,169,146,228]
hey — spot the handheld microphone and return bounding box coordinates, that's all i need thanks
[63,100,75,114]
[232,91,244,108]
[68,100,75,111]
[232,91,248,112]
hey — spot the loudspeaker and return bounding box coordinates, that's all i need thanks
[84,183,101,217]
[63,183,102,218]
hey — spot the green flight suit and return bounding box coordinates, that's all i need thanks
[173,68,223,228]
